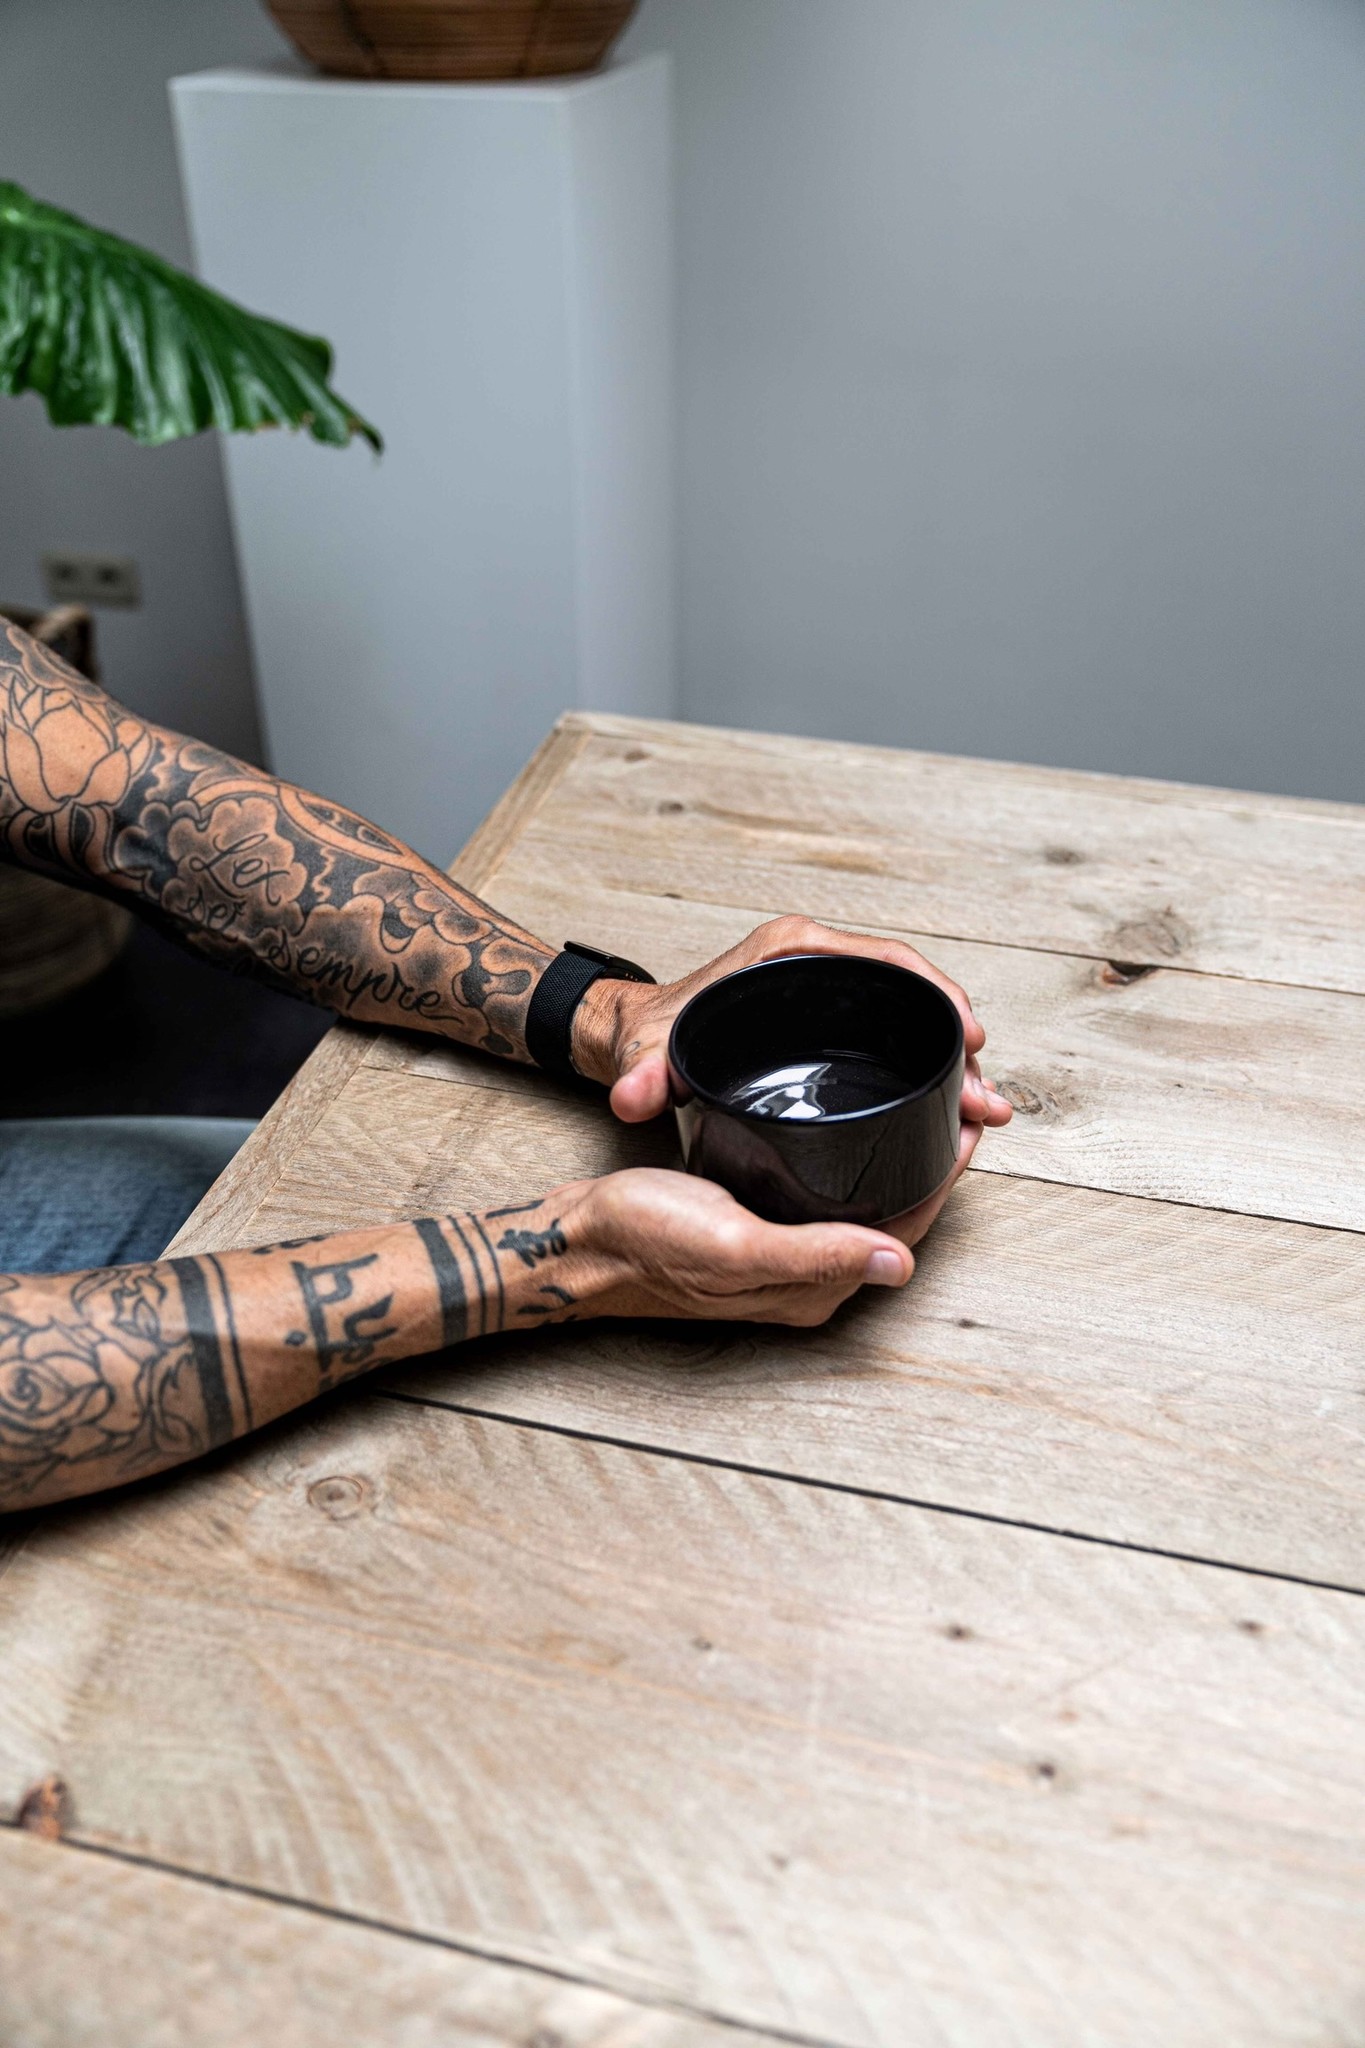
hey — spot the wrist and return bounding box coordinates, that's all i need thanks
[569,976,635,1087]
[486,1181,624,1324]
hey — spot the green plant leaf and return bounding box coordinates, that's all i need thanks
[0,181,381,451]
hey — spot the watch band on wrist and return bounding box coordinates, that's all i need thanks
[525,940,656,1083]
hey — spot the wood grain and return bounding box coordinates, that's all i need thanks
[369,873,1365,1232]
[2,1402,1362,2048]
[0,1830,767,2048]
[524,715,1365,995]
[189,1059,1365,1586]
[32,711,1365,2046]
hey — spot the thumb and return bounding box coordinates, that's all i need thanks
[610,1048,672,1123]
[747,1221,915,1291]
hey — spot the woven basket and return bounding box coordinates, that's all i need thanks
[264,0,639,80]
[0,605,133,1019]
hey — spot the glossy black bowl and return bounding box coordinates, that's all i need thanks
[668,953,964,1226]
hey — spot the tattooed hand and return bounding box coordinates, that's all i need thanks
[569,914,1015,1129]
[0,617,554,1058]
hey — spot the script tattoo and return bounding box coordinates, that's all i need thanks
[286,1253,397,1392]
[491,1215,579,1321]
[496,1220,569,1269]
[0,1260,239,1508]
[0,618,553,1058]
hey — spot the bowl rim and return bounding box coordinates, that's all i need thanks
[666,952,965,1124]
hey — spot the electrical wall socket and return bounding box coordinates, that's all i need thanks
[41,552,142,609]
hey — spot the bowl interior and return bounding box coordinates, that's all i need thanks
[670,954,962,1119]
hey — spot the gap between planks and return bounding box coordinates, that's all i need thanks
[376,1392,1365,1602]
[0,1824,829,2048]
[207,1064,1365,1588]
[5,1399,1363,2048]
[534,714,1365,999]
[439,874,1365,1233]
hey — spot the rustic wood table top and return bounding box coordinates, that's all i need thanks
[4,713,1364,2048]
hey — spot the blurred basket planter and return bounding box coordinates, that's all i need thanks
[0,605,133,1019]
[263,0,639,80]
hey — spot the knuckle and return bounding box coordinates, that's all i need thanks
[713,1219,753,1265]
[811,1241,857,1288]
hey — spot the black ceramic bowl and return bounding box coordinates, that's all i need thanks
[668,954,964,1227]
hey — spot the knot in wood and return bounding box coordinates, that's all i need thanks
[307,1473,373,1520]
[18,1774,71,1839]
[999,1077,1046,1117]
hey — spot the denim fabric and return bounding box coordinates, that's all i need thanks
[0,1117,255,1273]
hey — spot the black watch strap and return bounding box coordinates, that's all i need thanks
[525,941,656,1083]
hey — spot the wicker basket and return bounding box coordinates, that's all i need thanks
[0,605,133,1019]
[264,0,639,80]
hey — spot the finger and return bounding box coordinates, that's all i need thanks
[755,919,986,1055]
[961,1059,1013,1127]
[609,1050,671,1123]
[718,1214,915,1293]
[961,1056,992,1121]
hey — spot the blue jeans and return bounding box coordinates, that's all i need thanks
[0,1117,256,1273]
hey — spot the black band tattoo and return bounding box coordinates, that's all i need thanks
[0,1210,583,1509]
[0,1263,228,1505]
[168,1258,234,1446]
[412,1218,468,1351]
[446,1214,488,1339]
[206,1252,253,1431]
[470,1215,507,1333]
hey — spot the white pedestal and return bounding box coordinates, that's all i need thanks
[171,57,672,864]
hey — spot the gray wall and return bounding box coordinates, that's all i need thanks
[0,0,290,756]
[620,0,1365,800]
[4,0,1364,799]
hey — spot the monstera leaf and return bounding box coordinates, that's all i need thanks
[0,181,381,451]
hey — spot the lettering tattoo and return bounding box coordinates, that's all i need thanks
[496,1220,569,1269]
[0,1207,581,1510]
[0,619,554,1059]
[286,1253,397,1393]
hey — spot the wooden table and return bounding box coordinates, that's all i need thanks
[4,714,1364,2048]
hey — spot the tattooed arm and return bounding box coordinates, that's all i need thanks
[0,615,553,1058]
[0,617,1018,1119]
[0,1151,987,1512]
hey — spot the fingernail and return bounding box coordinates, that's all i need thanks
[864,1249,905,1286]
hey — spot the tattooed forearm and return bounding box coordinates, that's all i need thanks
[0,1260,246,1506]
[0,617,555,1059]
[0,1198,585,1511]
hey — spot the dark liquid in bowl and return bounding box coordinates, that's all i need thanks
[720,1052,913,1121]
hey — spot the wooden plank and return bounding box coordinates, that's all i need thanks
[2,1401,1362,2048]
[0,1830,767,2048]
[161,1022,376,1258]
[531,715,1365,995]
[162,716,588,1260]
[209,1060,1365,1586]
[376,873,1365,1233]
